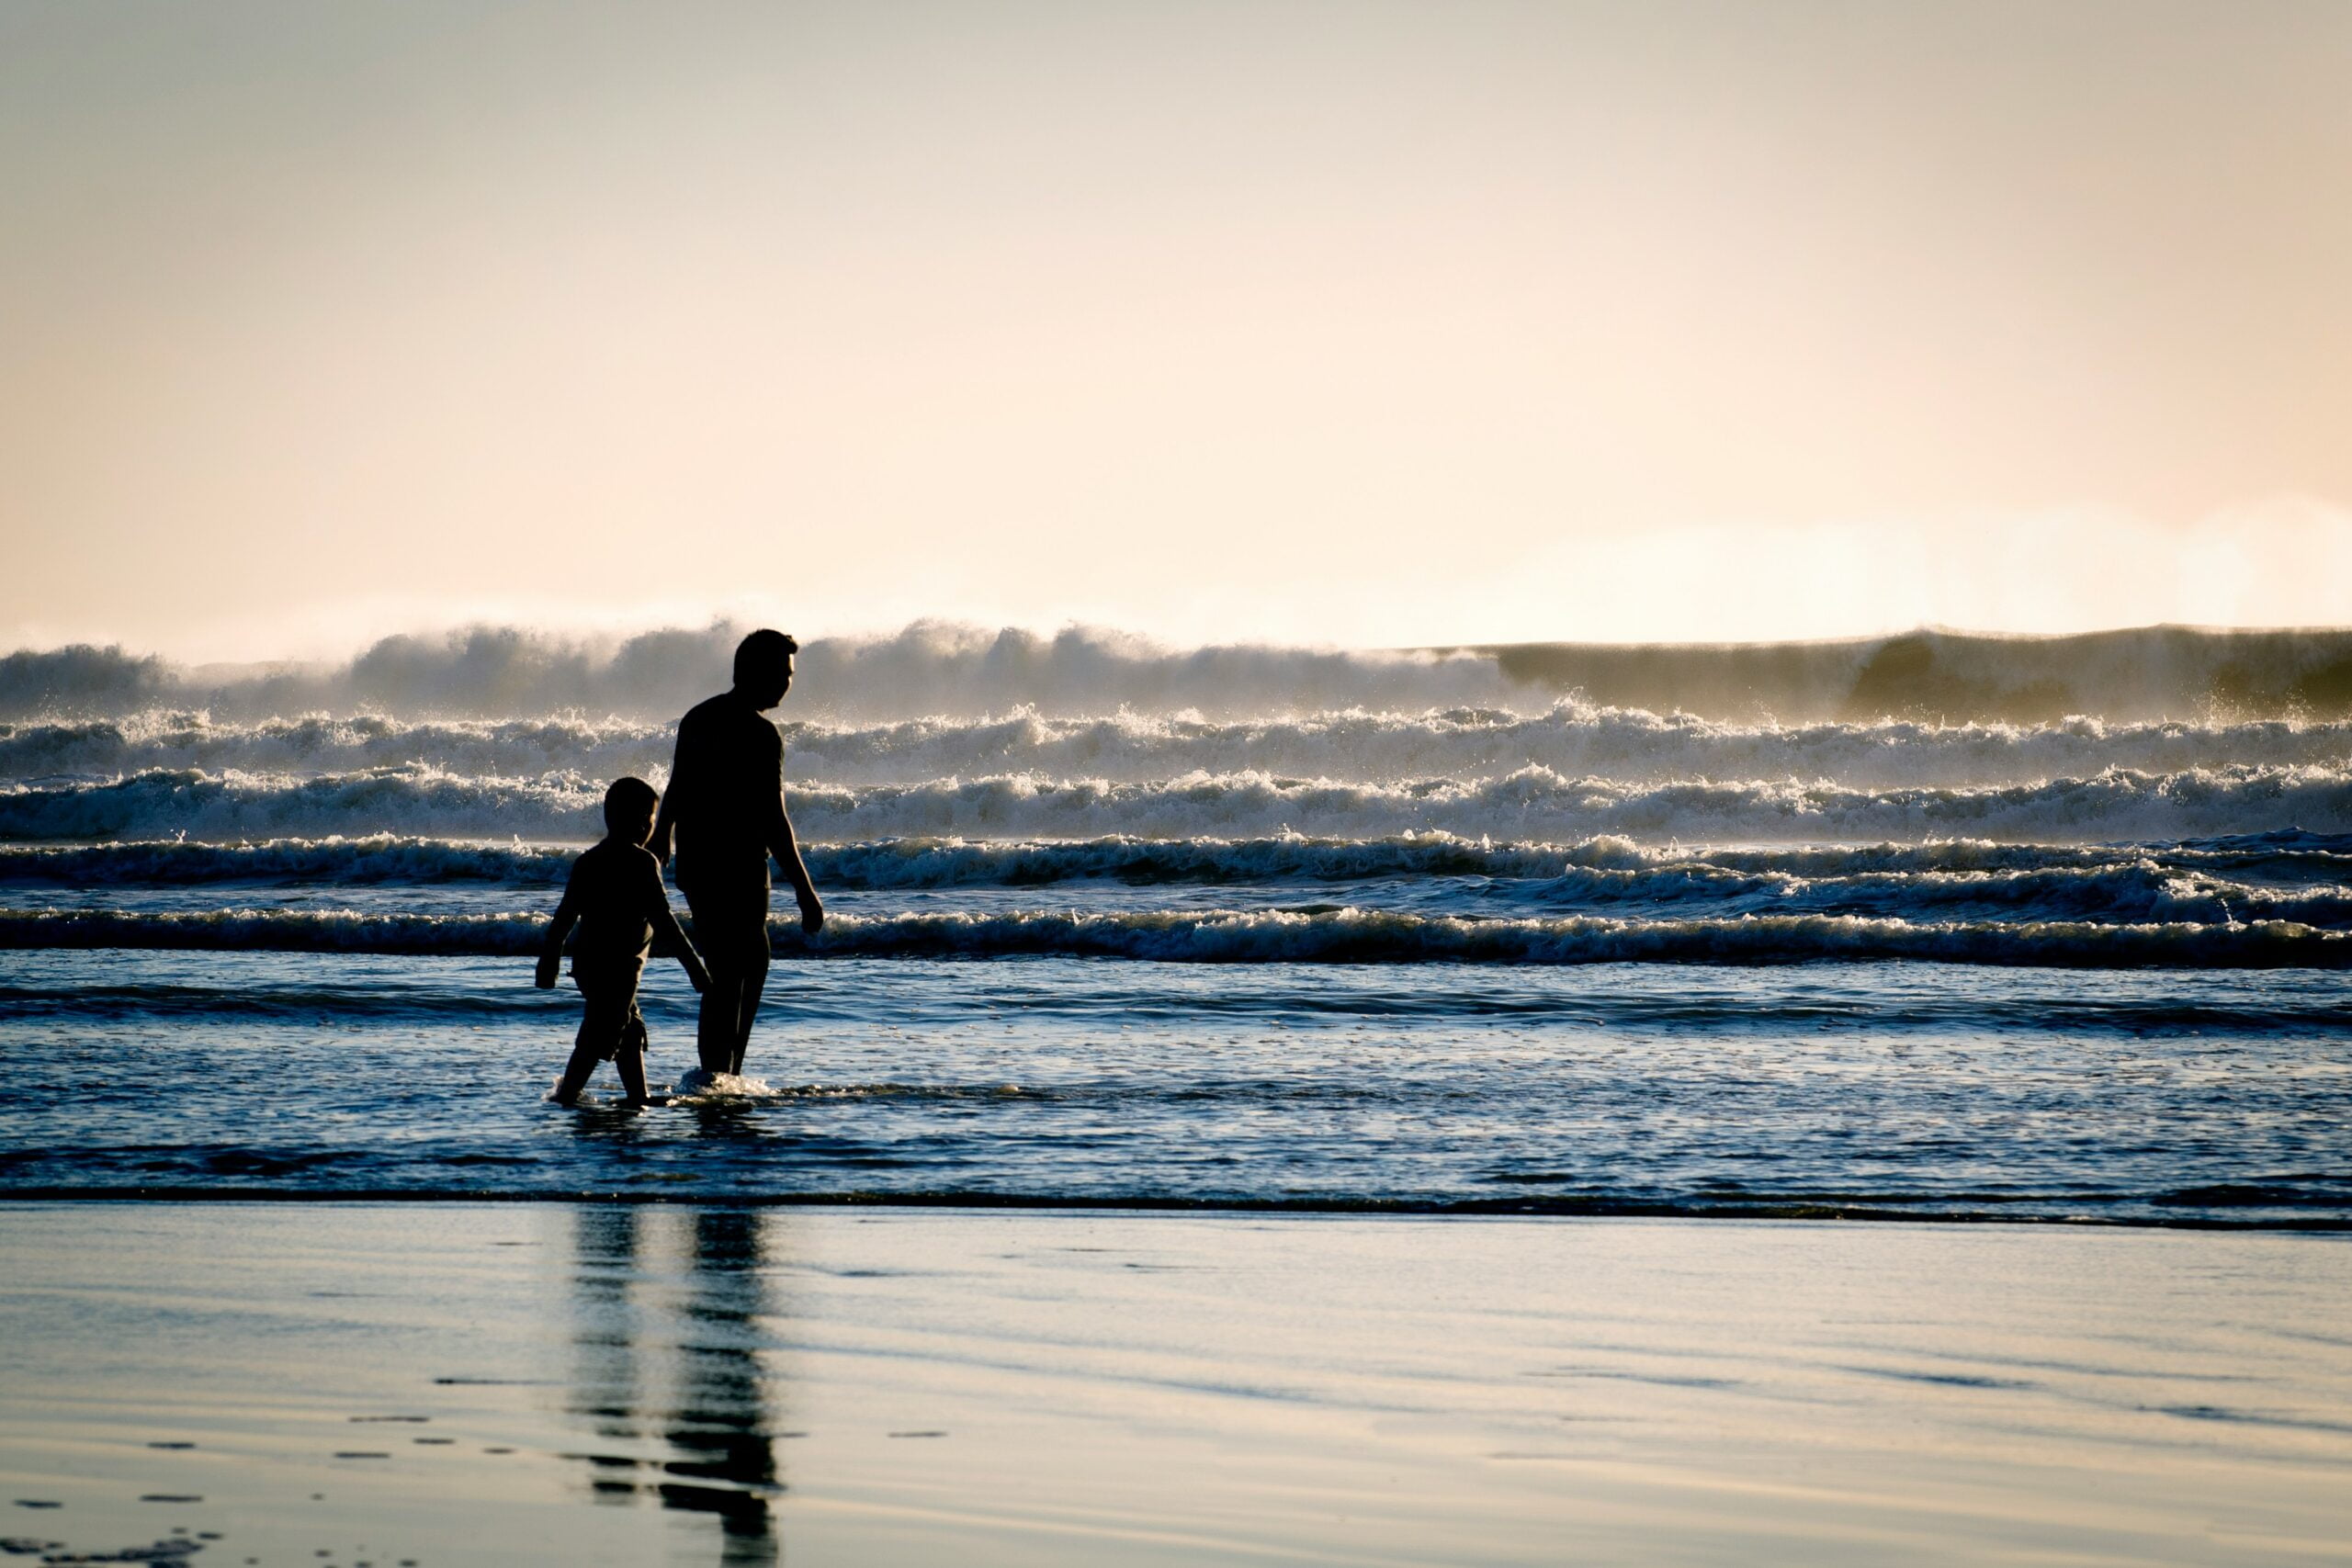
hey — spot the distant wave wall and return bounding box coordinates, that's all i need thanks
[4,906,2342,967]
[1,623,1518,724]
[9,705,2352,790]
[1,763,2346,847]
[11,620,2352,723]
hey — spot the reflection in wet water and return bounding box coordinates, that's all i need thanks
[566,1207,786,1563]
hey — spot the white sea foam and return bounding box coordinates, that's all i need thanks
[11,704,2352,791]
[668,1067,783,1101]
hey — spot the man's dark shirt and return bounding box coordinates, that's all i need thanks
[662,691,787,898]
[543,837,690,978]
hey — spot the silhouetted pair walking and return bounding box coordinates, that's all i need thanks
[537,630,823,1101]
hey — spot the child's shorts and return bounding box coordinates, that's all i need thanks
[573,965,649,1062]
[596,1003,649,1064]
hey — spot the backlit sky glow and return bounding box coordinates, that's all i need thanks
[5,0,2350,660]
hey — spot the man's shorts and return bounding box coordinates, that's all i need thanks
[681,881,773,971]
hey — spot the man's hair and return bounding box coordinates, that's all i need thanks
[603,775,658,830]
[733,628,799,685]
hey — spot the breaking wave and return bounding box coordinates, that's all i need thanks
[3,905,2342,967]
[0,768,605,841]
[4,832,2347,929]
[6,762,2346,845]
[0,836,585,886]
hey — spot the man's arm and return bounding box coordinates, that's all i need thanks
[649,795,678,867]
[756,726,823,935]
[770,798,823,935]
[649,719,690,865]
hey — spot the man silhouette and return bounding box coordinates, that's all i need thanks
[649,628,825,1078]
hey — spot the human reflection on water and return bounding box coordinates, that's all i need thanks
[566,1206,786,1563]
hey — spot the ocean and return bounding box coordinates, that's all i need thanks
[2,623,2348,1224]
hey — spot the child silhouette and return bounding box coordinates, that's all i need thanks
[537,776,710,1106]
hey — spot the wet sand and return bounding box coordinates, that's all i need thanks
[0,1204,2347,1566]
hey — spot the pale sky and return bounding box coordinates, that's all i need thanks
[5,0,2351,660]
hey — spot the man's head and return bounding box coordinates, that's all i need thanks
[731,628,800,710]
[603,775,660,844]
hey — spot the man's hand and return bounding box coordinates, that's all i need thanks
[534,953,560,990]
[684,956,711,994]
[799,893,825,937]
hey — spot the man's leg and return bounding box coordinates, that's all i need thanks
[695,944,768,1077]
[725,954,768,1077]
[686,883,773,1078]
[695,962,746,1077]
[695,962,732,1076]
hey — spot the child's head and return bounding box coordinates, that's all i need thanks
[603,776,660,844]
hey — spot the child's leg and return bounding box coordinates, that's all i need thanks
[614,1000,650,1105]
[556,975,633,1104]
[553,1032,602,1104]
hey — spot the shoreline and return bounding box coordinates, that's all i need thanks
[6,1189,2349,1229]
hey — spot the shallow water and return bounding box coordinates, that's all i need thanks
[1,951,2346,1222]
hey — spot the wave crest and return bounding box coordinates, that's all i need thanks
[4,905,2341,967]
[8,829,2346,887]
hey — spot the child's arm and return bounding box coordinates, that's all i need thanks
[536,882,580,989]
[638,856,710,992]
[658,905,710,993]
